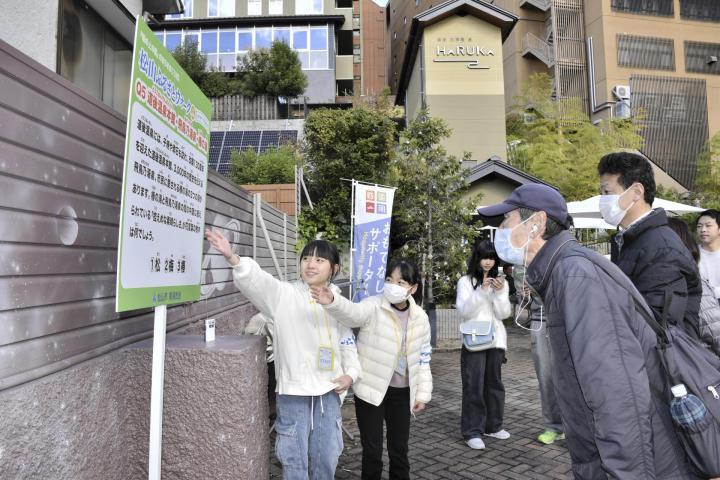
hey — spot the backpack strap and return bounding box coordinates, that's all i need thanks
[565,254,669,345]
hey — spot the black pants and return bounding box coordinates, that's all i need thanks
[460,347,505,440]
[355,387,411,480]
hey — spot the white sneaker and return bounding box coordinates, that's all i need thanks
[466,437,486,450]
[484,429,511,440]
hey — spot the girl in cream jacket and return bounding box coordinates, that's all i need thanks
[205,230,361,480]
[311,259,431,480]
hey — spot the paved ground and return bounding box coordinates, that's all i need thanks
[270,326,573,479]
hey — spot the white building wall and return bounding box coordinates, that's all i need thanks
[0,0,59,71]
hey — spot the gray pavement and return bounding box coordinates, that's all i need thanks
[270,327,573,479]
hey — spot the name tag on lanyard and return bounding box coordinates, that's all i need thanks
[318,345,335,371]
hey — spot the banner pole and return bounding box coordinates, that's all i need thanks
[349,179,356,301]
[148,304,167,480]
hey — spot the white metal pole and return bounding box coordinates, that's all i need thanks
[148,304,167,480]
[349,180,356,301]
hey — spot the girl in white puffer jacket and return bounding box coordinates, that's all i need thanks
[311,258,432,480]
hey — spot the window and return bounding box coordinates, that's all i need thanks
[336,0,352,7]
[680,0,720,21]
[309,27,328,69]
[256,28,272,48]
[248,0,261,16]
[218,29,236,71]
[617,34,675,70]
[238,30,253,50]
[184,30,199,48]
[274,28,290,45]
[167,0,193,19]
[208,0,234,17]
[337,30,353,55]
[296,0,322,14]
[59,0,131,112]
[293,29,308,49]
[611,0,673,16]
[685,41,720,74]
[165,32,181,51]
[269,0,283,15]
[337,79,353,96]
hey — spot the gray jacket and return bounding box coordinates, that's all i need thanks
[699,277,720,356]
[525,231,696,480]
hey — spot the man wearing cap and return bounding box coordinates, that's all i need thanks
[478,184,695,480]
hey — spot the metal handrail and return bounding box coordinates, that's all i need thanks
[522,32,555,66]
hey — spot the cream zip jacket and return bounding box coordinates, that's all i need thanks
[455,275,511,350]
[231,258,361,398]
[323,294,433,411]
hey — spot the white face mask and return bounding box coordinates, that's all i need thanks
[494,214,535,266]
[599,185,637,227]
[383,282,411,304]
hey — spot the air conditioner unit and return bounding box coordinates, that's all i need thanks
[613,85,631,100]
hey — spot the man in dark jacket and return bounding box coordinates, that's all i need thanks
[598,151,702,341]
[478,184,696,480]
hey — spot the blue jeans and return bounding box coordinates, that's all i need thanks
[530,320,563,433]
[275,391,344,480]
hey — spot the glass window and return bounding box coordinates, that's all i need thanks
[296,0,322,14]
[297,51,310,69]
[680,0,720,21]
[309,50,327,69]
[201,31,218,53]
[256,28,272,48]
[269,0,283,15]
[219,30,235,52]
[293,29,308,49]
[206,54,218,69]
[610,0,673,16]
[167,0,193,18]
[248,0,262,15]
[617,34,675,71]
[155,32,164,43]
[310,28,327,50]
[219,54,237,71]
[166,32,181,51]
[209,0,235,16]
[274,28,290,45]
[685,41,720,74]
[184,31,199,48]
[238,30,252,50]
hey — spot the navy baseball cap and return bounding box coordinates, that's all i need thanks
[477,183,572,228]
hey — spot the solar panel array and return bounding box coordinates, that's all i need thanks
[208,130,300,175]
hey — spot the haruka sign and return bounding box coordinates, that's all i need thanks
[116,18,211,312]
[432,35,495,70]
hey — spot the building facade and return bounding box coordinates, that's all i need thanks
[151,0,387,105]
[390,0,720,189]
[393,0,517,163]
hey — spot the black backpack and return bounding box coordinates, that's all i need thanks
[590,256,720,477]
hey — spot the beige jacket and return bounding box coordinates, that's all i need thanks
[324,294,433,411]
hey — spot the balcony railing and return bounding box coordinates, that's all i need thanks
[519,0,551,11]
[522,32,555,67]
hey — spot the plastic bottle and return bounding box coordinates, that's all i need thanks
[669,384,708,428]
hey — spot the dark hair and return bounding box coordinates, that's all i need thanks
[697,209,720,228]
[598,151,656,205]
[386,258,423,303]
[467,239,499,289]
[518,208,566,240]
[299,239,340,282]
[667,218,700,264]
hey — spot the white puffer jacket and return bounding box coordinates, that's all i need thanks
[455,275,511,350]
[324,294,433,411]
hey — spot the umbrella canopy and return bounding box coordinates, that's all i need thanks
[567,195,704,219]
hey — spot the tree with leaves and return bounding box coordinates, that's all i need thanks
[229,145,298,185]
[171,42,242,97]
[237,41,308,98]
[507,73,644,201]
[389,110,479,306]
[692,131,720,210]
[299,105,396,245]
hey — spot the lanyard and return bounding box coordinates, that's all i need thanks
[310,297,333,345]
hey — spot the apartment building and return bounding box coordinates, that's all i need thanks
[151,0,387,105]
[389,0,720,188]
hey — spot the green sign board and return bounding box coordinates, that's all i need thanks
[116,18,212,312]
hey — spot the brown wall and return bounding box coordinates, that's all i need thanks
[361,0,388,96]
[242,183,297,218]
